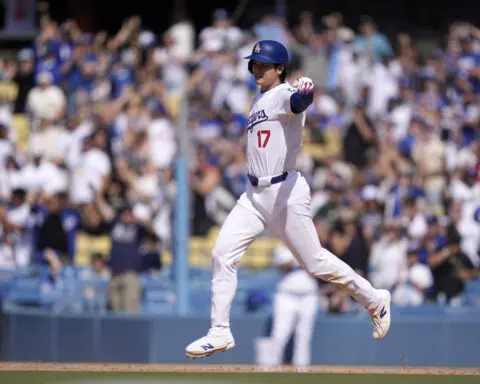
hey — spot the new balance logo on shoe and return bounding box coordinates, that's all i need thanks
[201,343,215,351]
[380,307,387,319]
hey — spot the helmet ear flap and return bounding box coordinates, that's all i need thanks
[248,60,253,74]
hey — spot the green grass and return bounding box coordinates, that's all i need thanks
[0,372,478,384]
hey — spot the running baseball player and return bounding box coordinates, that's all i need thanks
[185,40,391,359]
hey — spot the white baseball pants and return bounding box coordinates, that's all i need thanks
[269,292,319,367]
[210,171,381,331]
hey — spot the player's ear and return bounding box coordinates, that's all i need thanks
[276,65,288,82]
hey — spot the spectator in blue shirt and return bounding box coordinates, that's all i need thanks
[354,16,392,63]
[94,191,149,312]
[457,33,480,94]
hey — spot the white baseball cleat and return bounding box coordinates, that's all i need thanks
[370,289,391,340]
[185,331,235,359]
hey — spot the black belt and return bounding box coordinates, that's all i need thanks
[247,171,288,187]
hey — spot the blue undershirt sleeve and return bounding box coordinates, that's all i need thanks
[290,91,314,114]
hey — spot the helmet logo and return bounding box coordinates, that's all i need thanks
[253,43,261,53]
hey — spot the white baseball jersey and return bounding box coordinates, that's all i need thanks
[273,246,318,295]
[246,83,306,178]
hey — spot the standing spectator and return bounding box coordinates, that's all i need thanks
[12,48,35,114]
[330,208,370,278]
[190,146,220,236]
[428,223,477,305]
[412,123,446,207]
[164,12,195,61]
[7,188,32,267]
[25,71,66,123]
[353,16,393,64]
[358,184,383,247]
[392,244,434,306]
[94,191,149,313]
[368,219,408,291]
[253,12,289,49]
[292,11,315,45]
[31,192,79,274]
[146,101,176,170]
[28,117,69,163]
[343,101,376,170]
[70,129,111,205]
[199,9,244,52]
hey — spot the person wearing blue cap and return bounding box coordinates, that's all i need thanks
[186,39,391,359]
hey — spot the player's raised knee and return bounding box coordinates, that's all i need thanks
[302,249,329,277]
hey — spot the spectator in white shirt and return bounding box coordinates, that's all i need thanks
[70,130,111,205]
[146,102,176,170]
[393,245,434,306]
[20,153,68,196]
[369,219,408,290]
[7,188,32,267]
[26,71,66,122]
[28,118,69,163]
[165,13,195,61]
[199,9,244,52]
[0,156,23,199]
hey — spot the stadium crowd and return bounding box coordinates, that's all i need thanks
[0,5,479,312]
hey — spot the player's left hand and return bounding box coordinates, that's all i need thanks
[293,77,314,94]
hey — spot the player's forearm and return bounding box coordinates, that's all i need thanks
[290,91,314,114]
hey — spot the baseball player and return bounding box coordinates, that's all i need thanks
[268,245,320,368]
[185,40,391,359]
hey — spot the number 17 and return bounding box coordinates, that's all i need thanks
[257,130,270,148]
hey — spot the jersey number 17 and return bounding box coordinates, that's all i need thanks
[257,130,271,148]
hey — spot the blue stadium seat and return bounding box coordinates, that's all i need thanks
[0,269,15,297]
[461,279,480,306]
[6,278,42,306]
[140,275,173,291]
[141,283,176,314]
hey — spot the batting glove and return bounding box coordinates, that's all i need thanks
[293,77,315,94]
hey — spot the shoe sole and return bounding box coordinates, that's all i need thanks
[185,341,235,359]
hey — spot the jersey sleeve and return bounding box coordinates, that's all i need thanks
[277,85,298,115]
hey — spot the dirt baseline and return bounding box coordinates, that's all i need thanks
[0,363,478,376]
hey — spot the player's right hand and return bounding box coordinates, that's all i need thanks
[293,77,315,94]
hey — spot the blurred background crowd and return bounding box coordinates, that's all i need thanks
[0,0,479,314]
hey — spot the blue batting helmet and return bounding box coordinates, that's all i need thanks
[244,40,289,74]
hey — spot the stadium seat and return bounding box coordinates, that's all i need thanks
[75,233,112,266]
[0,269,15,297]
[140,274,174,291]
[11,114,30,152]
[461,279,480,306]
[5,278,42,306]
